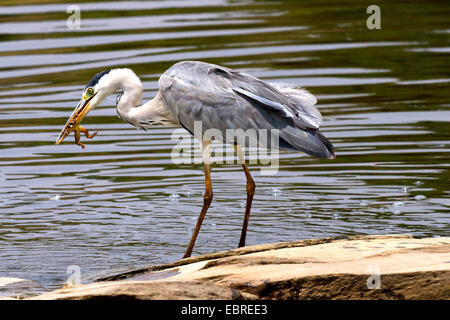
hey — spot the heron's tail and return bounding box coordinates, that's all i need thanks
[278,126,335,159]
[316,130,335,159]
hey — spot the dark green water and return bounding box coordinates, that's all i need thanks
[0,0,448,291]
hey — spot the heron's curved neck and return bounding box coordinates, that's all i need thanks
[106,68,175,127]
[102,68,143,120]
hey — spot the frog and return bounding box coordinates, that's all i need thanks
[73,124,98,148]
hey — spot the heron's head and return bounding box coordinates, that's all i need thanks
[55,69,116,145]
[56,68,143,145]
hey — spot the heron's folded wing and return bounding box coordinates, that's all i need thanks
[208,66,322,129]
[159,61,333,158]
[232,87,294,118]
[270,82,323,127]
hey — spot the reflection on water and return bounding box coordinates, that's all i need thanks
[0,0,449,290]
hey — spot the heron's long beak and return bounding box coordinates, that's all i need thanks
[55,93,96,145]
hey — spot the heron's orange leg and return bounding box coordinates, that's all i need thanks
[235,145,255,248]
[183,142,212,258]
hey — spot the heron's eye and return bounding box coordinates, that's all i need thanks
[86,87,94,97]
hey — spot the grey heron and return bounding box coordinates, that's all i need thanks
[56,60,335,258]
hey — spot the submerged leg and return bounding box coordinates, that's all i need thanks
[234,144,255,248]
[183,141,212,258]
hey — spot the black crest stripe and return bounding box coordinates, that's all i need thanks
[85,69,111,89]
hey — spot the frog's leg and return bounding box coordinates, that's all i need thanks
[74,128,85,149]
[79,125,98,139]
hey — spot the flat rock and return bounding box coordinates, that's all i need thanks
[30,235,450,300]
[30,281,248,300]
[0,277,45,299]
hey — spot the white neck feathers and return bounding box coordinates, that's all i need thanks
[97,68,176,128]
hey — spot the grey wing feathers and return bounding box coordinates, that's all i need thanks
[232,87,294,118]
[269,82,323,127]
[208,64,322,129]
[159,61,334,159]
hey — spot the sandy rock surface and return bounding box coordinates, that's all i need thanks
[15,235,450,300]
